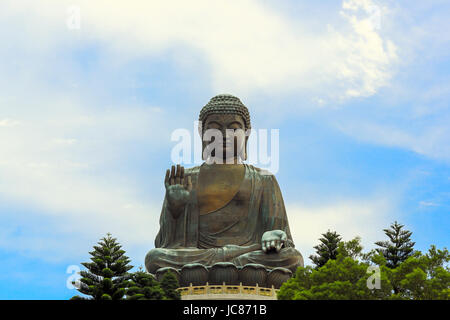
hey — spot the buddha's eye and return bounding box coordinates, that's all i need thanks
[206,122,221,130]
[228,123,242,131]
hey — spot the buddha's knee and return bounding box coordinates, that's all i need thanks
[281,247,304,269]
[145,248,166,274]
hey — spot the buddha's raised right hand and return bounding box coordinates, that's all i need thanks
[165,164,192,219]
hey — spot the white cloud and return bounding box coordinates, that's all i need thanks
[0,119,21,127]
[419,201,439,207]
[334,119,450,162]
[1,0,397,102]
[287,196,396,265]
[0,96,167,242]
[0,46,169,260]
[323,1,450,163]
[52,138,78,146]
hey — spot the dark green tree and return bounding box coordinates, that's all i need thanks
[71,233,133,300]
[278,238,393,300]
[159,270,181,300]
[309,230,342,269]
[377,245,450,299]
[375,221,415,269]
[126,267,165,300]
[278,236,449,300]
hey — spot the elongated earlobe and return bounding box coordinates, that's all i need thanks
[202,140,207,160]
[243,136,249,161]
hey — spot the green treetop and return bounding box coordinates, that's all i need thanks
[375,221,415,269]
[309,230,342,269]
[279,237,393,300]
[278,234,449,300]
[71,233,133,300]
[378,245,450,299]
[159,270,181,300]
[126,267,165,300]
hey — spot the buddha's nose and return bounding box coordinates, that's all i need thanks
[223,137,232,146]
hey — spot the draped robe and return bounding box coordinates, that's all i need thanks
[145,163,303,273]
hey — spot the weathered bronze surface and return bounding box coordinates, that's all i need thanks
[197,163,245,215]
[145,94,304,276]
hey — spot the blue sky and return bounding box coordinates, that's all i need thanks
[0,0,448,299]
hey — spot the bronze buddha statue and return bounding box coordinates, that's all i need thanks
[145,94,303,276]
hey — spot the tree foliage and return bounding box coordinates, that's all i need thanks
[159,270,181,300]
[375,221,415,269]
[278,234,449,300]
[125,267,165,300]
[309,230,342,269]
[126,267,181,300]
[378,245,450,300]
[71,233,133,300]
[279,238,392,300]
[71,234,183,300]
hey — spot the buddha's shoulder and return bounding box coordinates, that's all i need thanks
[182,164,277,179]
[246,164,276,179]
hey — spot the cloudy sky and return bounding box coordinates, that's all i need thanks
[0,0,448,299]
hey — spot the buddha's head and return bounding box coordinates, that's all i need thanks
[199,94,251,163]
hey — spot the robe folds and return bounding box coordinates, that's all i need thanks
[145,164,303,273]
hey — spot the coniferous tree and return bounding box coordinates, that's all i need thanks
[309,230,342,269]
[278,242,450,300]
[391,245,450,300]
[159,270,181,300]
[375,221,415,269]
[126,267,165,300]
[71,233,133,300]
[278,243,393,300]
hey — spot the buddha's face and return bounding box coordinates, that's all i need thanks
[202,113,248,162]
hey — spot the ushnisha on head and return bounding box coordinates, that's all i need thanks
[199,94,251,162]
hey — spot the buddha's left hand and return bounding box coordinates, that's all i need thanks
[261,230,287,253]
